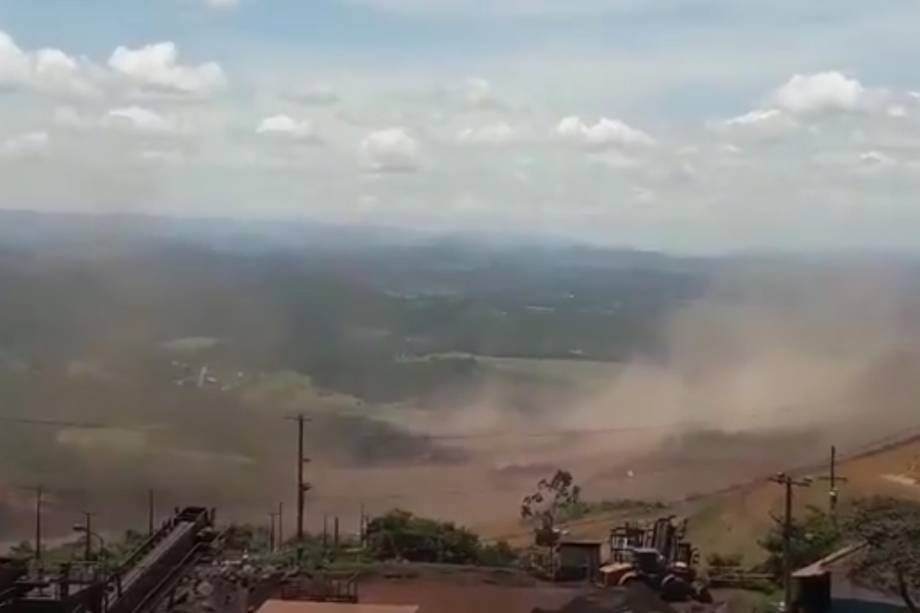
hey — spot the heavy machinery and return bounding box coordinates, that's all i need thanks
[597,516,710,603]
[0,507,216,613]
[0,560,26,607]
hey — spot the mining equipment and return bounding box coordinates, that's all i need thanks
[0,560,25,602]
[0,506,216,613]
[597,516,711,603]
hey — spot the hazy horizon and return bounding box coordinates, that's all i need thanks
[2,1,920,252]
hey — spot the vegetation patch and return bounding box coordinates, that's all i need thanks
[365,509,517,568]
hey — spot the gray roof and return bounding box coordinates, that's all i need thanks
[792,543,867,578]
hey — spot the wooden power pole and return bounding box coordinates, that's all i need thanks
[34,486,43,567]
[286,415,311,562]
[334,516,340,551]
[817,445,848,523]
[82,512,94,561]
[277,502,284,548]
[148,489,155,537]
[297,415,308,554]
[769,472,812,612]
[268,511,278,552]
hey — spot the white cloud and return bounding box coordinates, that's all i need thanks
[859,150,895,166]
[588,149,642,170]
[457,122,515,145]
[464,78,504,110]
[717,108,797,139]
[359,128,419,173]
[723,108,783,127]
[0,31,99,97]
[887,105,908,119]
[205,0,239,8]
[556,116,654,147]
[1,32,225,99]
[108,42,226,96]
[0,31,33,86]
[107,106,178,134]
[139,149,186,165]
[286,83,340,106]
[53,106,93,129]
[32,49,98,97]
[632,186,656,203]
[54,106,183,135]
[7,17,920,251]
[773,71,866,114]
[0,131,49,157]
[344,0,643,17]
[256,115,320,142]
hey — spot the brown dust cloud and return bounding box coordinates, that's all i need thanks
[3,255,920,546]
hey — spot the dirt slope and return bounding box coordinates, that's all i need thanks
[515,432,920,564]
[686,433,920,563]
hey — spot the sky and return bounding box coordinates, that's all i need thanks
[1,0,920,252]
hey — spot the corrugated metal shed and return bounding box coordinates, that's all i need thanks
[792,543,867,578]
[792,543,907,612]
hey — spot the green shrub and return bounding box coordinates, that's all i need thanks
[366,509,518,567]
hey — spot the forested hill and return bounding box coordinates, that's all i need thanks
[0,211,708,402]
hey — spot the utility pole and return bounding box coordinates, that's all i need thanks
[769,473,812,613]
[286,415,311,562]
[334,516,340,551]
[817,445,848,524]
[148,489,155,537]
[359,504,366,547]
[34,486,43,568]
[268,512,278,552]
[322,514,328,551]
[82,512,94,561]
[277,502,284,548]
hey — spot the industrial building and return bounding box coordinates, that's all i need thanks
[792,544,907,613]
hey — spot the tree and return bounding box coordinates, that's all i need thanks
[759,506,841,579]
[365,509,482,564]
[845,497,920,612]
[8,540,33,560]
[101,529,147,563]
[520,470,581,532]
[477,540,517,567]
